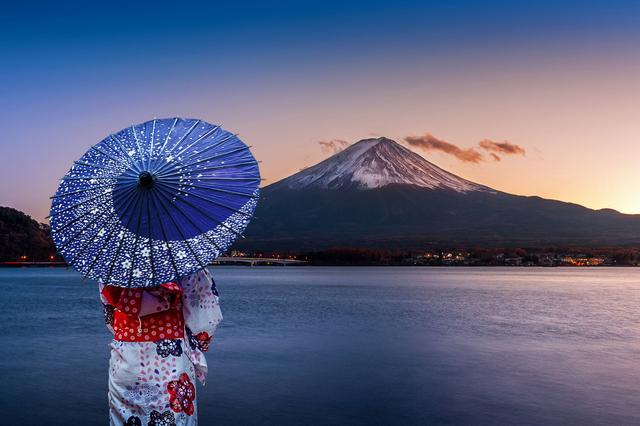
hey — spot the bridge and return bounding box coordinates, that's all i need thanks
[212,257,308,266]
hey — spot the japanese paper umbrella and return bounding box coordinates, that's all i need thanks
[49,118,260,287]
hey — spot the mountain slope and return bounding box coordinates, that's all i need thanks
[240,138,640,250]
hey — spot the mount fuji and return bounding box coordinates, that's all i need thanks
[273,137,490,192]
[240,137,640,250]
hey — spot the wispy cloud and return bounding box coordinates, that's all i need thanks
[318,139,350,155]
[404,133,526,163]
[404,133,483,163]
[478,139,526,156]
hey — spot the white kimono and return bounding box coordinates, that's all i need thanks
[100,268,222,426]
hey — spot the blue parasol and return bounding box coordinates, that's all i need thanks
[49,118,260,287]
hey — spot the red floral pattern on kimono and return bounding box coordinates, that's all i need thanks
[195,332,212,352]
[167,373,196,415]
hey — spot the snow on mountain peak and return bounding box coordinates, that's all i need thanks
[275,137,492,192]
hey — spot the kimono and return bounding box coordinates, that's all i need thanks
[100,268,222,426]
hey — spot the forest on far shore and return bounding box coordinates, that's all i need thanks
[2,205,640,266]
[0,206,59,262]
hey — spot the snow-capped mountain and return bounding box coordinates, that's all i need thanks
[275,137,490,192]
[240,136,640,250]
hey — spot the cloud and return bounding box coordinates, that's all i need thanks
[404,133,483,163]
[478,139,526,156]
[318,139,350,155]
[404,133,527,163]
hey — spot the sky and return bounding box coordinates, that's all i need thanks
[1,0,639,221]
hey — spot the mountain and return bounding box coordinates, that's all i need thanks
[240,137,640,250]
[274,137,489,192]
[0,206,58,261]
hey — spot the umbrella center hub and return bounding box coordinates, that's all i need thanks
[138,171,156,189]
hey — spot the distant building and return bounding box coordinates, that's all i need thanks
[504,257,522,266]
[560,256,606,266]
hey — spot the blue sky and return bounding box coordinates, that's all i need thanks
[2,0,639,219]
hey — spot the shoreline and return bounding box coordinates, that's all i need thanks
[1,262,637,268]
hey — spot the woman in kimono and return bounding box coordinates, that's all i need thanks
[100,268,222,426]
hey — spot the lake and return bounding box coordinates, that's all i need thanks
[1,267,639,425]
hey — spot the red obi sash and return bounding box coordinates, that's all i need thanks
[101,282,184,342]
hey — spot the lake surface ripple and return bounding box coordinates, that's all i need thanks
[1,267,639,425]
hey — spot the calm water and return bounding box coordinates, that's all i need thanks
[1,267,640,425]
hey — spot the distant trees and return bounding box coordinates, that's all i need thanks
[611,250,639,266]
[263,246,640,266]
[0,206,59,261]
[300,248,391,265]
[2,203,640,266]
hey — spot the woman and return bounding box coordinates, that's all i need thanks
[100,268,222,426]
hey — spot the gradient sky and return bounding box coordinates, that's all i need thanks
[1,0,639,221]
